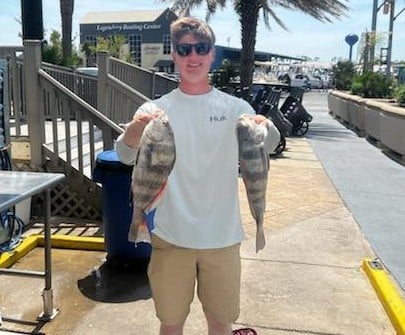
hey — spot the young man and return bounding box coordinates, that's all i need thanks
[116,16,280,335]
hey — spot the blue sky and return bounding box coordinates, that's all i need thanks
[0,0,404,62]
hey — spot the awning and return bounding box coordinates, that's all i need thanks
[153,60,174,67]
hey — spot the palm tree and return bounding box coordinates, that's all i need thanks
[160,0,349,99]
[60,0,74,65]
[357,30,387,73]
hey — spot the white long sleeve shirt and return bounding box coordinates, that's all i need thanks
[115,87,280,249]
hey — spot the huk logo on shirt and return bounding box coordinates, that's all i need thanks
[209,115,227,122]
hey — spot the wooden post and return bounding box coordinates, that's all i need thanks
[97,51,109,114]
[23,40,43,167]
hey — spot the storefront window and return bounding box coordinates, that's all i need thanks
[128,34,142,65]
[163,34,171,55]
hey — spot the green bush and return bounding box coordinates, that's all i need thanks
[332,61,356,90]
[350,71,393,98]
[394,85,405,106]
[211,59,239,88]
[351,81,363,96]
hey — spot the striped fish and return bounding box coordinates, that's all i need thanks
[128,110,176,244]
[236,115,270,252]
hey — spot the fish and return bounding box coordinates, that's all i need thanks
[236,115,270,252]
[128,110,176,244]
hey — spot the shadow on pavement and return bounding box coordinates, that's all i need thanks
[306,122,355,142]
[77,261,152,303]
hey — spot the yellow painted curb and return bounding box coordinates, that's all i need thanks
[0,235,39,268]
[36,234,105,251]
[0,234,105,268]
[362,258,405,335]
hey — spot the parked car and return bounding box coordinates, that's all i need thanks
[155,72,180,81]
[291,74,310,90]
[306,74,323,89]
[278,73,310,90]
[75,67,98,77]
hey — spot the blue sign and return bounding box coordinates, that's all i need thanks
[345,34,359,46]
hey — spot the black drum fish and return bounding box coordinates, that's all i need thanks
[237,115,270,252]
[128,110,176,244]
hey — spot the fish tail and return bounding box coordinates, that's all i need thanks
[145,181,168,213]
[256,224,266,253]
[135,220,152,245]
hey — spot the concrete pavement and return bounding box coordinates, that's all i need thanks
[304,91,405,293]
[0,90,401,334]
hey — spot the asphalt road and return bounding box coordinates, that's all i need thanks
[303,90,405,293]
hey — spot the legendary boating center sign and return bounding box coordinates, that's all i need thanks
[96,23,162,33]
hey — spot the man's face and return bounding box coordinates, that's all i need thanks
[172,34,215,86]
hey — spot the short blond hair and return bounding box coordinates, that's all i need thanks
[170,16,216,47]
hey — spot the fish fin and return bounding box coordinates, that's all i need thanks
[129,211,152,245]
[243,180,259,222]
[134,148,141,166]
[128,221,138,243]
[256,224,266,253]
[134,220,152,245]
[260,145,270,172]
[128,209,143,243]
[246,195,257,222]
[145,181,168,213]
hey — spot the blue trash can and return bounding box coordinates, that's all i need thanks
[93,150,153,269]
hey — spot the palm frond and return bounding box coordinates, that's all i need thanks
[268,0,349,23]
[259,0,288,30]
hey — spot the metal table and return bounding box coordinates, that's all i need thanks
[0,170,65,323]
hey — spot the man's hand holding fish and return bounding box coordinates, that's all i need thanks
[242,114,281,154]
[121,110,163,149]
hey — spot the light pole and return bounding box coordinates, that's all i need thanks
[370,0,389,71]
[386,0,405,75]
[370,0,378,68]
[386,0,395,75]
[371,0,405,75]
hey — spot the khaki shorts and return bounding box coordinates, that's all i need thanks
[147,234,241,324]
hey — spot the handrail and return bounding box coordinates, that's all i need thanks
[109,56,178,99]
[38,69,123,178]
[102,73,150,123]
[8,50,176,180]
[107,73,150,103]
[39,69,122,132]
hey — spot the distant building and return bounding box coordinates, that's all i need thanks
[213,45,303,70]
[79,8,301,74]
[79,8,178,72]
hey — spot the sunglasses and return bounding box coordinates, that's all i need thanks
[175,42,212,57]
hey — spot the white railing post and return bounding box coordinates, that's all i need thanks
[23,40,43,167]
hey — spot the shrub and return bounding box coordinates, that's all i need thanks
[211,59,239,88]
[351,81,363,96]
[332,61,356,90]
[350,71,393,98]
[394,85,405,106]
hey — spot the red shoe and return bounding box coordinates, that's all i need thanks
[232,328,257,335]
